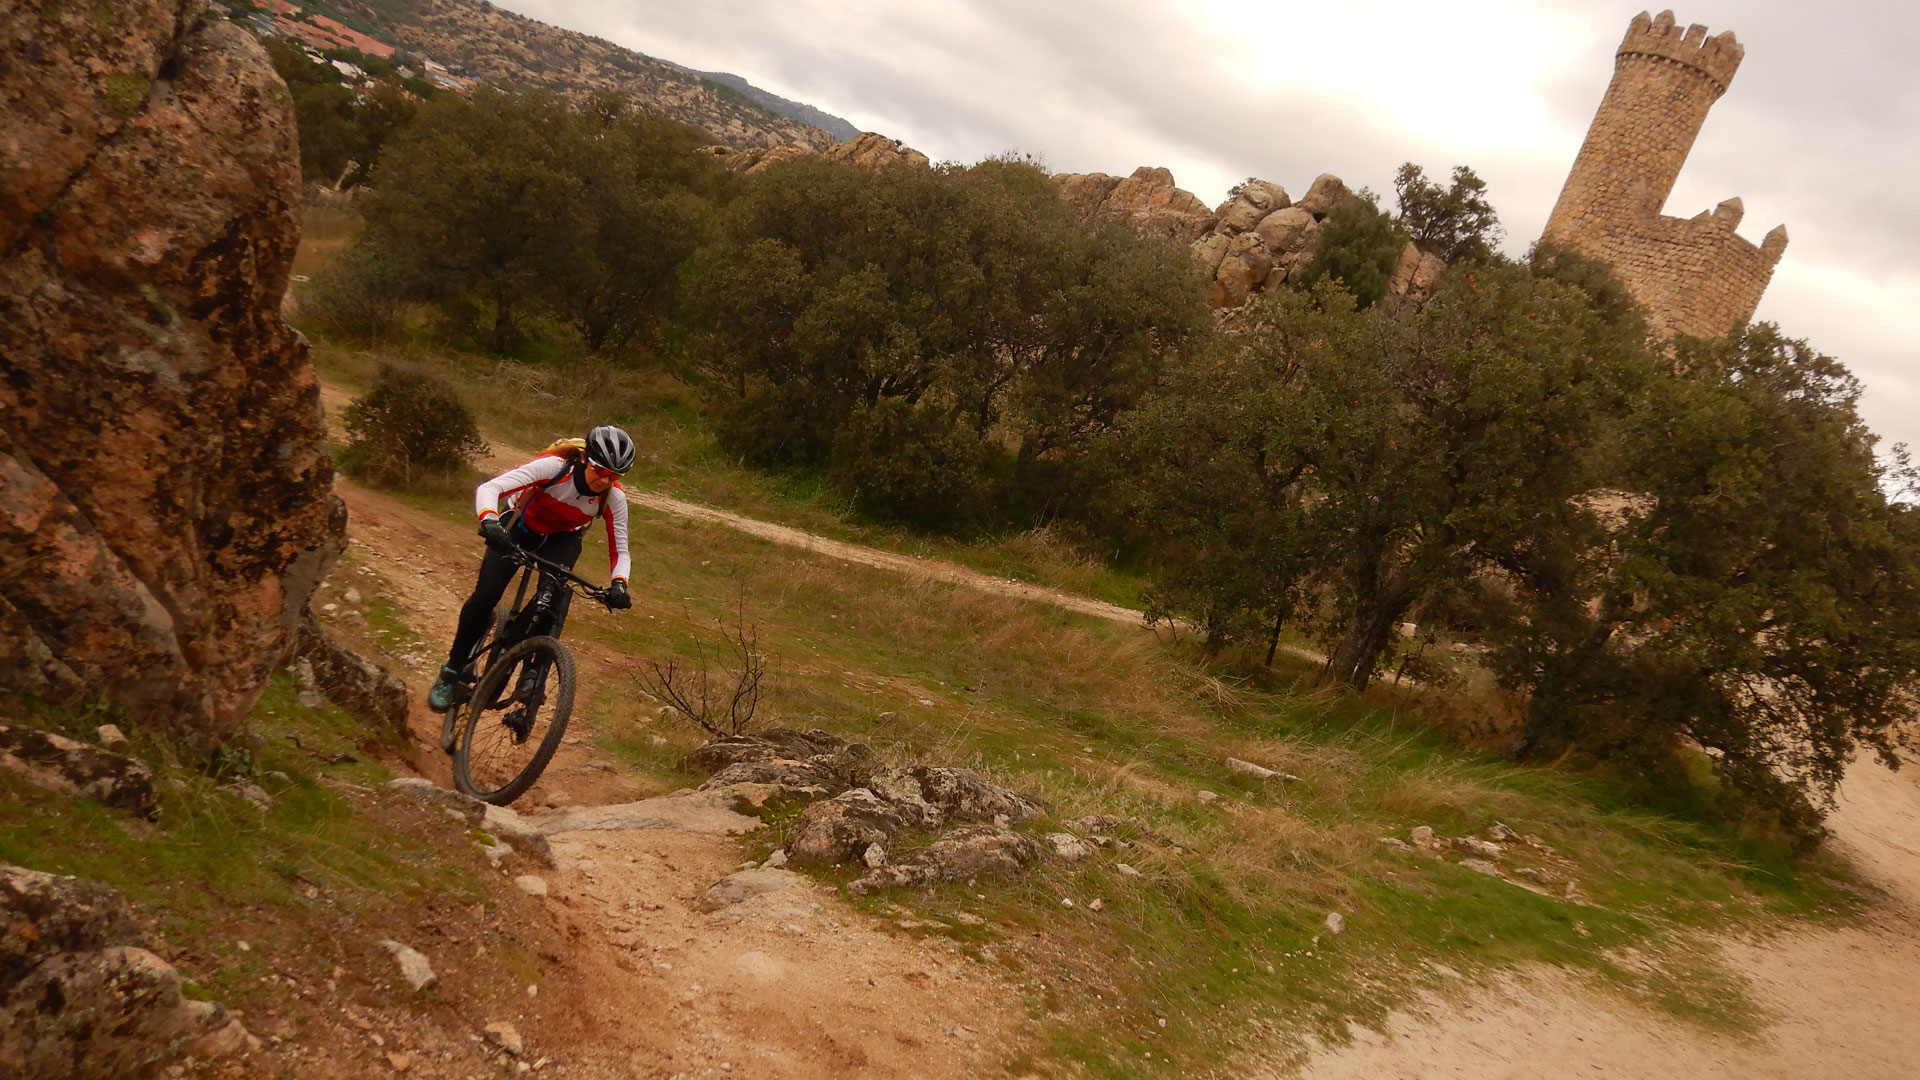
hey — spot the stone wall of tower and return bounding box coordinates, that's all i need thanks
[1541,10,1786,340]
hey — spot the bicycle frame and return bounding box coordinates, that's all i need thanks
[473,547,611,679]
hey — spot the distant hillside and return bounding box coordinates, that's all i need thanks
[681,67,860,142]
[311,0,841,149]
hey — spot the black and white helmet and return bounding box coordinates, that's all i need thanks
[584,425,636,474]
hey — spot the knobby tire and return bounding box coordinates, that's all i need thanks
[452,635,574,805]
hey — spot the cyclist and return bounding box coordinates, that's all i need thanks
[427,425,636,712]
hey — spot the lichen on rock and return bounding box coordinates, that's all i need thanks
[0,1,346,748]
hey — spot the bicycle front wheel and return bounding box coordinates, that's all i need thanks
[452,635,574,806]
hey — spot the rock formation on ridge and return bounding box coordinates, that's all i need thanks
[703,131,933,174]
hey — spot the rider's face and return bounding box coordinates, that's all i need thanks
[584,463,618,493]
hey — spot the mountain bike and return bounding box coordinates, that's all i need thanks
[437,545,613,806]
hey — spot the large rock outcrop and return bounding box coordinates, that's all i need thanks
[0,1,345,747]
[702,131,931,175]
[1052,167,1395,310]
[1050,166,1218,245]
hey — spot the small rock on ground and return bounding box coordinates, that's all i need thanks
[1045,833,1095,861]
[376,940,436,991]
[513,875,548,897]
[1450,836,1504,860]
[1324,911,1346,935]
[484,1020,523,1056]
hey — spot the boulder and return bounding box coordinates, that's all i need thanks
[1252,206,1321,263]
[685,728,858,772]
[1382,241,1446,313]
[294,608,407,735]
[907,766,1041,824]
[822,132,931,169]
[1295,173,1357,218]
[1214,180,1290,234]
[847,825,1041,896]
[0,726,159,818]
[1,865,143,985]
[689,728,878,796]
[1099,167,1219,244]
[869,770,945,831]
[1,946,251,1079]
[1,865,252,1078]
[1212,233,1276,308]
[0,3,346,747]
[786,788,909,865]
[1189,232,1231,277]
[1052,172,1124,221]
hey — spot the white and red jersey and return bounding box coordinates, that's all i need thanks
[475,455,632,582]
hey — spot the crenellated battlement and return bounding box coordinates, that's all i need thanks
[1541,12,1785,340]
[1616,10,1743,97]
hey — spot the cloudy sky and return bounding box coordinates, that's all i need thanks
[497,0,1918,459]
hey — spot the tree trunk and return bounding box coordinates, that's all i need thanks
[1265,612,1284,667]
[1323,575,1415,691]
[1516,602,1620,755]
[490,300,516,354]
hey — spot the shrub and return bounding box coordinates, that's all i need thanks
[337,364,489,487]
[1294,192,1407,307]
[829,399,992,530]
[301,242,412,339]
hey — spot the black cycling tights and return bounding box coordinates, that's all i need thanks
[445,526,584,669]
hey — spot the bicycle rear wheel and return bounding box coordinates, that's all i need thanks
[452,635,574,806]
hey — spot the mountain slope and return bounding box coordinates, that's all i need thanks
[681,66,860,141]
[316,0,842,149]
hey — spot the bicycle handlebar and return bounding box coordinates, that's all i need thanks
[505,545,614,606]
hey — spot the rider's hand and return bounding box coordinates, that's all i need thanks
[606,580,632,610]
[479,517,514,553]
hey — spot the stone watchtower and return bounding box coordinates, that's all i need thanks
[1542,11,1788,339]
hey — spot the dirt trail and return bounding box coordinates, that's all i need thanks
[1294,755,1920,1080]
[329,478,1029,1079]
[318,382,1042,1076]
